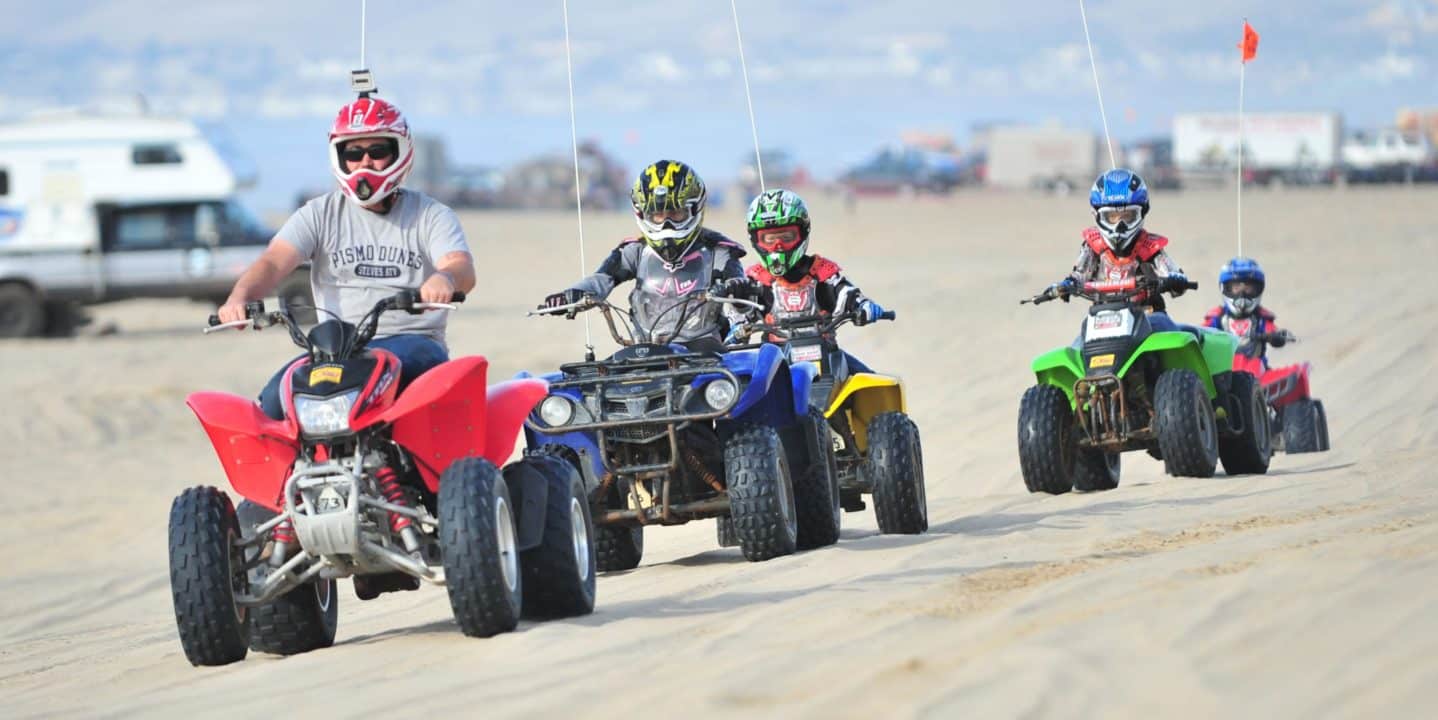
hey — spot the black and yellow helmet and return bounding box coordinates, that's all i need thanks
[631,159,707,264]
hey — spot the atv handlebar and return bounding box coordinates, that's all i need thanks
[730,308,896,345]
[206,290,464,334]
[1022,277,1198,305]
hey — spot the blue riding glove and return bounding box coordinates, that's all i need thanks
[853,299,885,326]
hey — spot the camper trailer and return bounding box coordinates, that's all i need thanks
[0,112,309,336]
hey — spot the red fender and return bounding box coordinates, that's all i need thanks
[186,392,299,512]
[483,379,550,467]
[384,356,491,492]
[1260,362,1312,409]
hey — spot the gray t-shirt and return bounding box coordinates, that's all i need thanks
[277,189,470,347]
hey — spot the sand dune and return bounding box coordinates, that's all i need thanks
[1,187,1434,717]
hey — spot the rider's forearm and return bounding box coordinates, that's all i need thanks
[226,258,290,304]
[434,252,476,293]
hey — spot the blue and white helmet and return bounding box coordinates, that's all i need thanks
[1219,257,1265,317]
[1089,169,1150,253]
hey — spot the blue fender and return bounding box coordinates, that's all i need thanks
[788,360,817,418]
[721,343,799,427]
[515,369,605,489]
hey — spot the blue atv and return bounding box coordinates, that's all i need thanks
[523,293,839,569]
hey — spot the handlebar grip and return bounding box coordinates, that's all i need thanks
[1185,280,1200,290]
[880,310,897,321]
[451,291,466,303]
[208,314,221,327]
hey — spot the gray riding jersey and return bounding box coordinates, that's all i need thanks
[569,230,746,344]
[277,189,470,347]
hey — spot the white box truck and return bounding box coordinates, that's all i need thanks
[0,111,309,336]
[978,126,1103,192]
[1173,112,1342,187]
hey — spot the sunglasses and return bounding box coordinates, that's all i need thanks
[341,142,396,163]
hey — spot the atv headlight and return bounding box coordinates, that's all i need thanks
[704,378,737,410]
[539,395,576,427]
[294,391,358,436]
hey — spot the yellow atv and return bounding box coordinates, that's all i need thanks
[731,307,927,534]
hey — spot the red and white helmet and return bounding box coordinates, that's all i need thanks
[328,97,414,208]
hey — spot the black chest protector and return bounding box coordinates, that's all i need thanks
[629,245,723,344]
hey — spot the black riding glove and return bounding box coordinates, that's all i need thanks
[540,289,585,312]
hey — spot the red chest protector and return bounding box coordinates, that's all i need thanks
[746,255,842,325]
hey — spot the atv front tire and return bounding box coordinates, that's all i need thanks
[439,457,521,638]
[1155,369,1219,477]
[1283,398,1323,453]
[725,424,799,561]
[1018,384,1076,494]
[168,486,250,666]
[868,412,928,533]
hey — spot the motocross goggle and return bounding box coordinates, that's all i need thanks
[754,226,803,253]
[644,206,693,228]
[1096,204,1143,228]
[1223,279,1264,299]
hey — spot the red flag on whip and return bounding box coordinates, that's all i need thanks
[1239,21,1259,62]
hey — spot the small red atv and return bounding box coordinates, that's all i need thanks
[1231,332,1330,453]
[169,291,595,666]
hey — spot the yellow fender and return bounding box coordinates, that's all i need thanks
[825,373,906,453]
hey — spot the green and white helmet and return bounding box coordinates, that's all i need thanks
[746,188,811,276]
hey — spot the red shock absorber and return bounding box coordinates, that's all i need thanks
[273,518,297,545]
[375,466,412,533]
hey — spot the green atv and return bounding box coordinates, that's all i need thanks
[1017,277,1272,493]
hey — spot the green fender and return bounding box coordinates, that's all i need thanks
[1031,346,1084,404]
[1116,330,1233,398]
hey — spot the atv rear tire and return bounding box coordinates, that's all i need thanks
[869,412,928,533]
[725,424,799,561]
[716,516,739,547]
[1218,371,1272,475]
[439,457,521,638]
[792,407,841,549]
[595,525,644,571]
[1072,449,1120,492]
[1315,400,1331,451]
[1018,384,1075,494]
[1155,369,1218,478]
[168,486,250,666]
[1283,398,1323,454]
[519,455,597,619]
[236,500,337,655]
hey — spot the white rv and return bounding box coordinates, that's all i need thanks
[0,112,309,336]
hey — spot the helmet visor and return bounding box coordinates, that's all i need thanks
[1223,279,1263,299]
[1097,205,1143,227]
[754,226,803,254]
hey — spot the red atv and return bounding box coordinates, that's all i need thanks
[1231,331,1330,453]
[169,291,596,667]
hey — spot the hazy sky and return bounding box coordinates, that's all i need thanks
[1,1,1434,213]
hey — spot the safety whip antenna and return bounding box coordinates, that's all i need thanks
[350,0,376,98]
[1235,19,1260,257]
[1078,0,1117,169]
[561,0,595,356]
[729,0,766,193]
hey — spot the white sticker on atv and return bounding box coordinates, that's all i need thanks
[316,486,345,514]
[1086,310,1135,340]
[790,344,822,364]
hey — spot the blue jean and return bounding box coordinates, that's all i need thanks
[259,334,450,420]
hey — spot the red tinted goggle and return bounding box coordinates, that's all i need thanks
[755,226,802,252]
